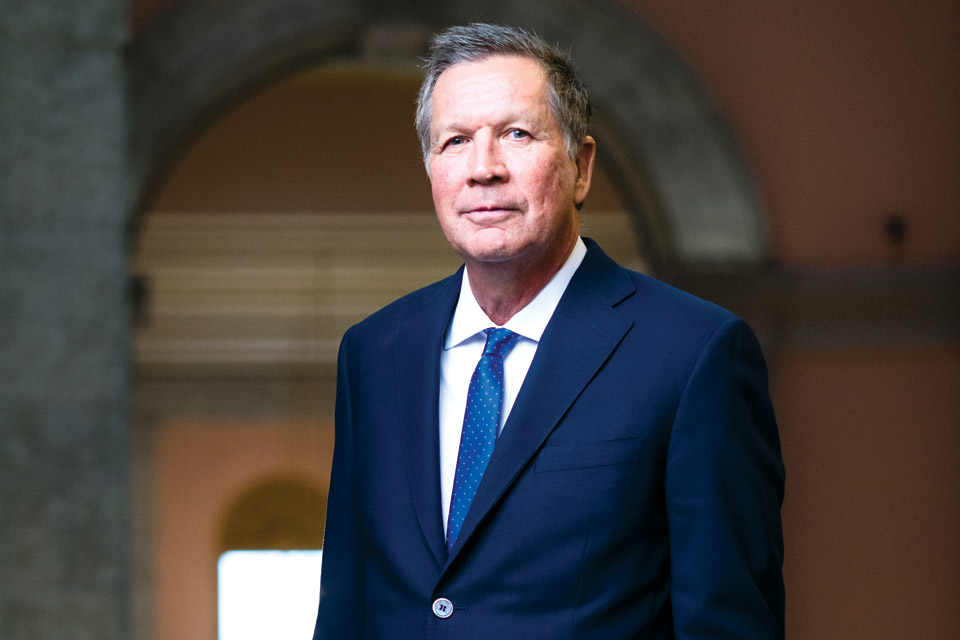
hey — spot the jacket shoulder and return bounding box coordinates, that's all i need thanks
[580,239,739,333]
[629,269,737,327]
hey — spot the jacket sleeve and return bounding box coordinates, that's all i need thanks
[313,328,365,639]
[666,317,786,638]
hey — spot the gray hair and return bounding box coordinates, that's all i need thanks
[415,23,592,167]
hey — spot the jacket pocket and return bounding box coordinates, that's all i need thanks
[534,437,644,473]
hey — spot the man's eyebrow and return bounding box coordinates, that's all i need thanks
[435,114,544,135]
[433,121,467,134]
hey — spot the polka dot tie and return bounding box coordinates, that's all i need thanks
[446,327,521,554]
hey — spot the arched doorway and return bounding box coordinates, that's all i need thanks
[128,0,769,267]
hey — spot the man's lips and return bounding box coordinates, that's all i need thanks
[460,207,517,224]
[462,204,517,212]
[460,203,523,215]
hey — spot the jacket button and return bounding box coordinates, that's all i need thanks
[432,597,454,619]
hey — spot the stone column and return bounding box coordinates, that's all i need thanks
[0,1,132,638]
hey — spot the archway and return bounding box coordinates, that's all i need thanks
[128,0,769,268]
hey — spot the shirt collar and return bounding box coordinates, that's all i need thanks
[444,237,587,349]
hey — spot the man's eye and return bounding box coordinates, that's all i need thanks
[507,129,530,140]
[445,136,467,148]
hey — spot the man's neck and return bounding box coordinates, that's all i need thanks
[464,238,578,326]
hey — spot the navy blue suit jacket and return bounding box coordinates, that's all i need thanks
[314,239,785,639]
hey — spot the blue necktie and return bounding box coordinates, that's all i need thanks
[446,327,521,554]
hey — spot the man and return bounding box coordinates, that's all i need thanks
[313,23,784,639]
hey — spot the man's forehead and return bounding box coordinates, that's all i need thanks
[433,55,547,111]
[436,53,545,90]
[430,78,553,143]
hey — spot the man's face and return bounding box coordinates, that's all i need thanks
[427,55,594,273]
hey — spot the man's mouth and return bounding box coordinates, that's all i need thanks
[461,207,517,224]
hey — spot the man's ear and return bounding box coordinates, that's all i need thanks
[573,136,596,206]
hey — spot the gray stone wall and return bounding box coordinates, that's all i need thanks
[0,1,132,638]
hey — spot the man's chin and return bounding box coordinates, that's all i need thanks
[452,234,519,264]
[461,247,516,265]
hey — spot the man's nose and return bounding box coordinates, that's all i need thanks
[468,136,507,185]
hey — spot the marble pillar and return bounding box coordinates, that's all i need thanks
[0,1,132,638]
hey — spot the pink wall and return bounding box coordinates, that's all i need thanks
[153,421,334,640]
[629,0,960,267]
[774,348,960,638]
[620,4,960,635]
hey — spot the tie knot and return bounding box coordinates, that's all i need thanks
[482,327,521,358]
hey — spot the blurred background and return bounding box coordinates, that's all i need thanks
[1,1,957,639]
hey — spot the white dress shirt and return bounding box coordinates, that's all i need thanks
[439,237,587,530]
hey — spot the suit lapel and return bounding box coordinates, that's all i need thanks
[395,269,462,568]
[444,241,637,564]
